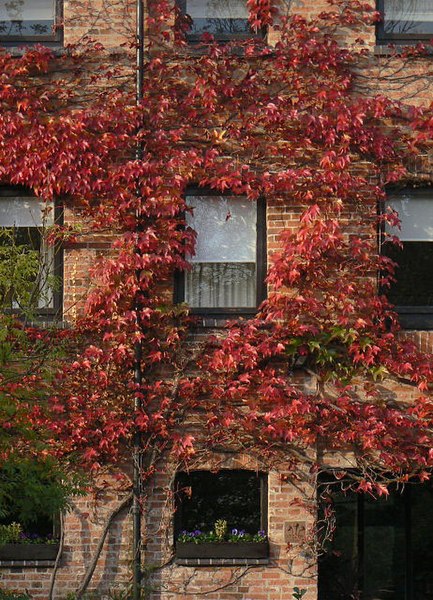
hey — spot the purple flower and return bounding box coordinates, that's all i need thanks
[258,530,266,537]
[239,530,245,537]
[231,528,238,535]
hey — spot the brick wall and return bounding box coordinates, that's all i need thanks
[2,0,433,598]
[145,455,317,600]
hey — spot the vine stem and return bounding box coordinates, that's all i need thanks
[75,493,133,599]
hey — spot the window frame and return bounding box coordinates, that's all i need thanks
[380,186,433,330]
[318,473,433,600]
[0,0,63,47]
[174,188,267,318]
[176,0,265,44]
[376,0,433,44]
[0,187,63,320]
[173,469,268,540]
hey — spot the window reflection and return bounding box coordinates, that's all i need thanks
[380,0,433,40]
[319,479,433,600]
[179,0,251,40]
[0,0,55,39]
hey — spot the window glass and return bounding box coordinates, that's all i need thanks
[319,479,433,600]
[380,0,433,40]
[178,0,252,40]
[185,0,249,36]
[0,195,56,311]
[174,470,266,535]
[384,191,433,307]
[0,0,55,40]
[185,195,257,309]
[411,484,433,597]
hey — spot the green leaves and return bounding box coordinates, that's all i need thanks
[0,456,83,527]
[292,588,307,600]
[0,228,40,315]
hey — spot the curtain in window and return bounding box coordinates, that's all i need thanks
[384,0,433,35]
[385,0,433,21]
[185,263,256,307]
[185,196,257,308]
[184,0,250,36]
[0,0,54,38]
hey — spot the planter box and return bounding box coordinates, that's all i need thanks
[0,543,60,561]
[176,541,268,559]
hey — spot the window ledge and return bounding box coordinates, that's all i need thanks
[3,46,64,57]
[374,44,433,56]
[192,316,249,328]
[0,558,56,568]
[188,309,259,328]
[395,307,433,331]
[175,557,270,567]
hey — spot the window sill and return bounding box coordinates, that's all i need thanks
[190,314,256,328]
[375,44,433,56]
[396,306,433,330]
[176,541,269,560]
[186,33,264,42]
[175,557,270,567]
[2,45,64,57]
[0,558,57,568]
[0,543,60,567]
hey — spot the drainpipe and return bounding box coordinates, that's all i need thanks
[133,1,145,599]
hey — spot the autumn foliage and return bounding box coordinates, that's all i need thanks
[1,0,433,500]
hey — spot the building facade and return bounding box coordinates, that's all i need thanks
[1,1,433,599]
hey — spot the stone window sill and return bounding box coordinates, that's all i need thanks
[175,557,270,567]
[0,559,56,568]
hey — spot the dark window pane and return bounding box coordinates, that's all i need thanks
[14,226,42,251]
[319,479,433,600]
[319,488,359,600]
[383,241,433,306]
[174,470,264,535]
[363,494,406,600]
[412,485,433,598]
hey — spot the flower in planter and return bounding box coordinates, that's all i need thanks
[177,520,267,544]
[0,523,22,545]
[214,519,228,540]
[19,531,58,545]
[0,523,58,546]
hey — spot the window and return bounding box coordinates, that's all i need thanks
[382,188,433,329]
[319,478,433,600]
[177,0,256,42]
[175,192,266,316]
[377,0,433,44]
[0,188,62,317]
[0,458,69,561]
[0,0,62,46]
[174,470,268,559]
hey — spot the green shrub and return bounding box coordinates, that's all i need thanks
[0,523,22,544]
[0,590,32,600]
